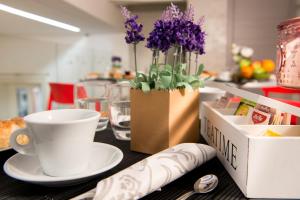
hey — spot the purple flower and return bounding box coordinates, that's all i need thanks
[147,20,174,52]
[169,3,183,19]
[184,23,205,54]
[172,19,192,46]
[197,16,205,26]
[147,3,205,54]
[183,4,194,21]
[161,3,182,22]
[121,6,145,44]
[121,6,131,19]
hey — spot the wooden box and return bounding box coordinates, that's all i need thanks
[130,89,199,154]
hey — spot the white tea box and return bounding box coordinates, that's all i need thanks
[200,83,300,199]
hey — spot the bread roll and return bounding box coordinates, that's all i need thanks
[0,117,26,149]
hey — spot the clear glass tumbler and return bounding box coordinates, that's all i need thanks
[108,82,131,140]
[74,81,109,131]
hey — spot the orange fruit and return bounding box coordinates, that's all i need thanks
[240,66,253,79]
[261,59,275,73]
[251,61,262,70]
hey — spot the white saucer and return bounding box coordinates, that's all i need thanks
[0,147,11,152]
[3,143,123,187]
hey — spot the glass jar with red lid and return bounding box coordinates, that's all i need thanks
[277,17,300,88]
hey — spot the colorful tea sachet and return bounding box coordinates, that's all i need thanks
[215,92,234,108]
[231,98,292,125]
[234,98,256,116]
[247,108,271,125]
[263,129,282,137]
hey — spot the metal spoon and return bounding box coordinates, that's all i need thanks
[176,174,218,200]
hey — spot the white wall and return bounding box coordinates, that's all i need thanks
[0,33,129,118]
[188,0,229,73]
[229,0,295,67]
[63,0,123,31]
[0,33,129,81]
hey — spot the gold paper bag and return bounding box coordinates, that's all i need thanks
[130,89,199,154]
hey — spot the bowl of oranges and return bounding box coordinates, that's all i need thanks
[231,44,275,83]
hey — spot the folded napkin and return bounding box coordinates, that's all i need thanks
[93,143,216,200]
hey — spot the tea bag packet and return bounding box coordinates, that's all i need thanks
[282,113,292,125]
[215,92,233,108]
[270,110,282,125]
[253,104,292,125]
[263,129,282,137]
[255,104,272,114]
[215,97,229,108]
[255,104,276,124]
[247,108,271,125]
[234,98,256,116]
[92,143,216,200]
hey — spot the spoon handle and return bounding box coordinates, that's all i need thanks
[176,191,195,200]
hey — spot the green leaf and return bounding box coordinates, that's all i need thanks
[190,80,204,89]
[149,69,158,81]
[149,64,158,76]
[193,79,205,88]
[129,62,205,91]
[175,73,183,83]
[160,75,172,88]
[184,75,198,83]
[136,82,142,89]
[149,67,157,80]
[141,82,150,92]
[196,64,204,76]
[149,80,155,89]
[136,72,147,82]
[164,64,173,72]
[175,63,186,75]
[149,64,157,70]
[199,79,204,88]
[179,63,187,71]
[159,70,171,76]
[176,82,193,90]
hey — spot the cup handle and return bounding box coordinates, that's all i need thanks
[10,128,36,156]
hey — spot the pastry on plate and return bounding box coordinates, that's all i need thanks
[0,121,15,148]
[0,117,26,149]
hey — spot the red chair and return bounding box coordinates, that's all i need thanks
[261,86,300,124]
[47,83,75,110]
[47,83,88,110]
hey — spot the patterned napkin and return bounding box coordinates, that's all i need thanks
[73,143,216,200]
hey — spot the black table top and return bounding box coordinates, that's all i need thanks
[0,128,246,200]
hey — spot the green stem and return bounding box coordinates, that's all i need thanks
[195,53,199,74]
[179,46,183,66]
[172,46,179,86]
[155,50,159,75]
[154,50,159,66]
[164,51,168,65]
[133,43,137,74]
[188,52,191,75]
[151,50,155,65]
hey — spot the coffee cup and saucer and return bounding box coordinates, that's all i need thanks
[3,109,123,186]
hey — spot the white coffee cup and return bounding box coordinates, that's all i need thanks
[10,109,100,177]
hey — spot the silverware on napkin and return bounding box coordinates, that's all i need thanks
[176,174,218,200]
[94,143,216,200]
[72,143,216,200]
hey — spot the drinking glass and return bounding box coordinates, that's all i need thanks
[108,82,131,140]
[74,81,109,131]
